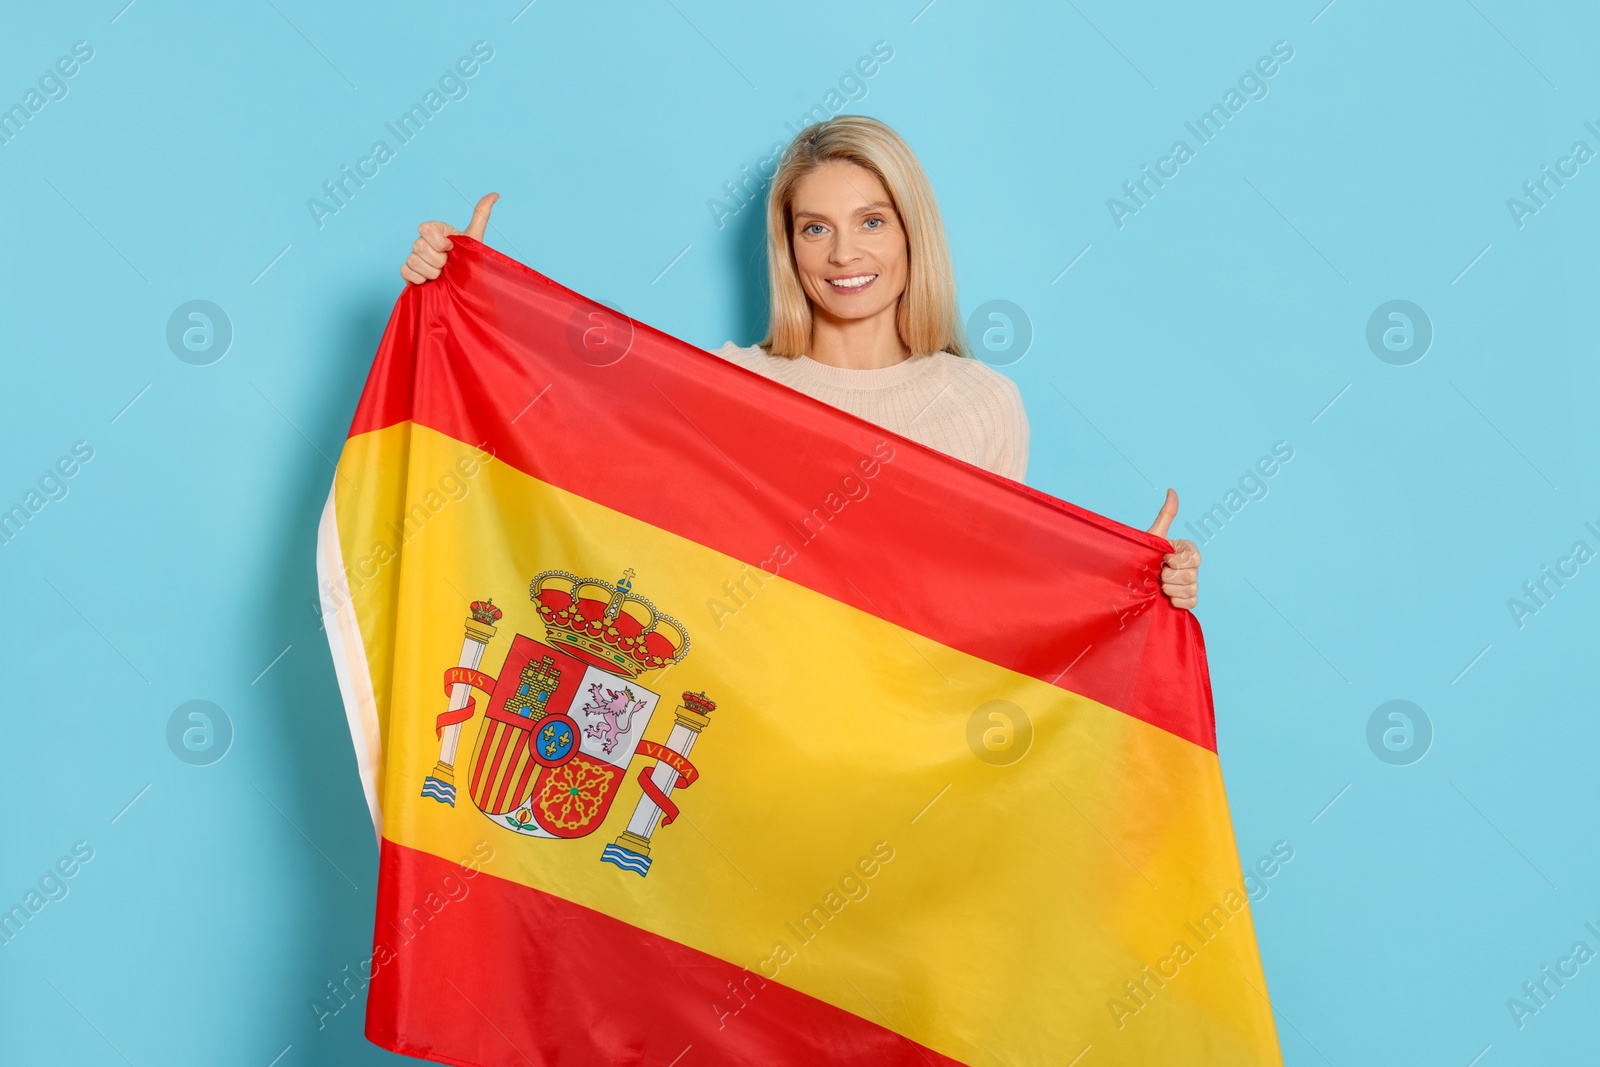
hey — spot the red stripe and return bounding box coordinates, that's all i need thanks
[347,239,1216,752]
[469,722,499,805]
[366,839,968,1067]
[480,724,515,812]
[491,730,530,814]
[510,737,539,808]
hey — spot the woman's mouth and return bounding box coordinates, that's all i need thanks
[826,273,878,295]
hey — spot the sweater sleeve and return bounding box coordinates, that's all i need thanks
[991,374,1030,483]
[1004,377,1030,483]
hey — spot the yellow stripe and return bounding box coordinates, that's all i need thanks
[334,422,1280,1065]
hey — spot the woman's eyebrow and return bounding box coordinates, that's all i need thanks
[793,202,895,221]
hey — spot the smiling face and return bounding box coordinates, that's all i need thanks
[789,161,909,331]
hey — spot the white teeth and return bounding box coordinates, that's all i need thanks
[830,275,876,289]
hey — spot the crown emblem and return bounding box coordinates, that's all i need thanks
[682,691,716,716]
[528,568,689,678]
[470,598,504,625]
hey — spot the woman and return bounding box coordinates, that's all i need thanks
[400,116,1201,608]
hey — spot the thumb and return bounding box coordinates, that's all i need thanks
[1146,488,1179,539]
[463,192,499,241]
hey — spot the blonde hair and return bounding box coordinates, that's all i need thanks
[759,115,969,360]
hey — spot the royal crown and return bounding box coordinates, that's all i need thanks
[470,599,504,625]
[682,691,716,716]
[529,568,689,679]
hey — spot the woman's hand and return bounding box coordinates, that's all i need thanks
[1146,488,1201,610]
[400,192,499,285]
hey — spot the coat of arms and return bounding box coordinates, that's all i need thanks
[418,568,715,877]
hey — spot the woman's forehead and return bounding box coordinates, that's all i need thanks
[792,161,891,215]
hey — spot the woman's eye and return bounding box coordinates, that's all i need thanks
[864,217,883,230]
[802,223,824,236]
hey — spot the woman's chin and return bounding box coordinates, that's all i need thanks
[814,299,894,325]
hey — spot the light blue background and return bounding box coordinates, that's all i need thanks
[2,2,1597,1065]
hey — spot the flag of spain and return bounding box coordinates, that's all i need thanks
[317,237,1283,1066]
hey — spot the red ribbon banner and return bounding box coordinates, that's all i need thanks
[633,740,699,825]
[436,667,497,738]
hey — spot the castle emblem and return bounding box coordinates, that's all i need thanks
[418,570,716,876]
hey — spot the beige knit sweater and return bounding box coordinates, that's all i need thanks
[711,342,1030,482]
